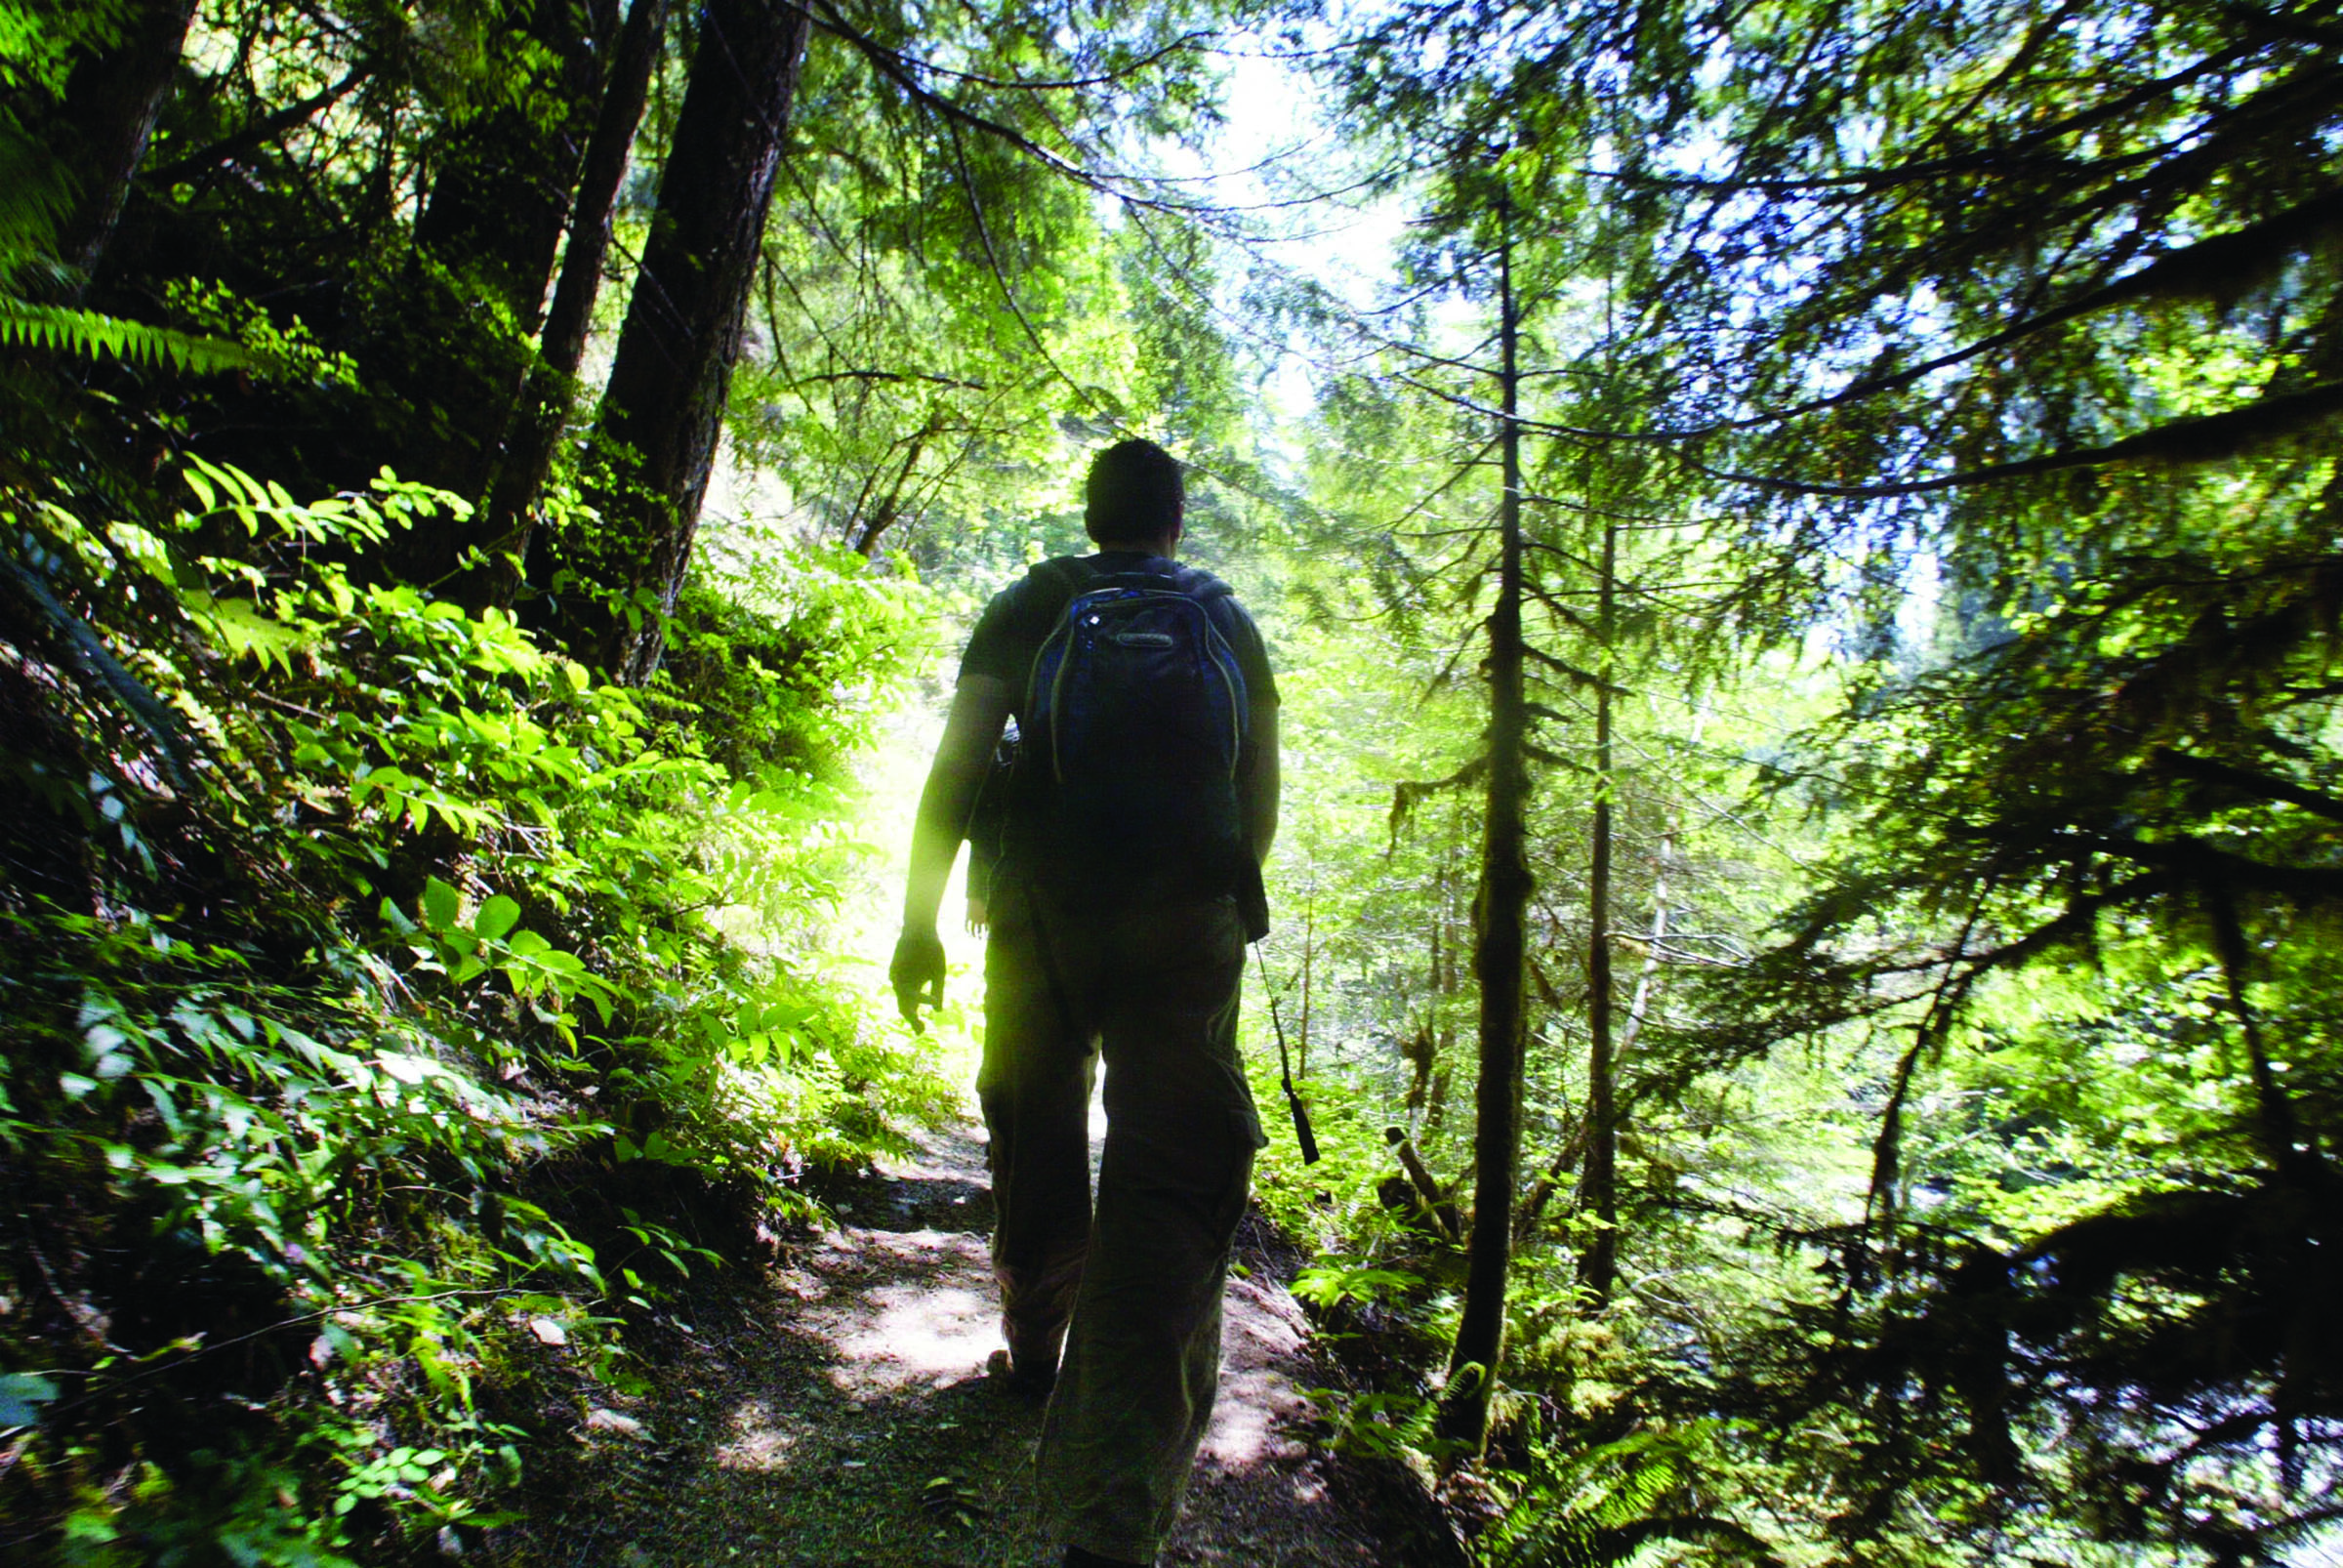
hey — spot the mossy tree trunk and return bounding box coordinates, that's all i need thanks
[392,0,617,582]
[51,0,199,293]
[549,0,812,681]
[1437,203,1531,1456]
[478,0,675,608]
[1577,518,1620,1304]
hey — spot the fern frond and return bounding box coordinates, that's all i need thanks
[1485,1426,1785,1568]
[0,297,258,375]
[0,544,200,794]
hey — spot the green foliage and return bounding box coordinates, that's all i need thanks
[0,299,257,374]
[10,0,2335,1558]
[663,520,924,781]
[0,456,946,1559]
[1304,1383,1453,1464]
[1291,1261,1425,1316]
[723,0,1256,569]
[0,2,133,96]
[160,280,358,389]
[1248,0,2343,1556]
[0,3,254,386]
[1483,1426,1783,1568]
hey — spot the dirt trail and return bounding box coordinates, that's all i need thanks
[527,1118,1464,1567]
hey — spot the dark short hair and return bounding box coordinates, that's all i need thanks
[1085,438,1184,545]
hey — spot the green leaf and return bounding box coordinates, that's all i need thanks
[473,894,521,942]
[0,1372,61,1426]
[0,299,257,375]
[182,592,309,670]
[422,877,461,932]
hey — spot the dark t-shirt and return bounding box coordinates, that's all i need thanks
[959,551,1278,900]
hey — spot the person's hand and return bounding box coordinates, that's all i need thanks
[889,927,946,1032]
[965,894,990,936]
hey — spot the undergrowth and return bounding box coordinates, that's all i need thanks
[0,459,945,1563]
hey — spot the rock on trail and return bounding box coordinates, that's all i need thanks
[527,1119,1463,1567]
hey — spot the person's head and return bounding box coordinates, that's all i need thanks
[1084,438,1184,552]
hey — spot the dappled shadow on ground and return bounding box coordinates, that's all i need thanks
[522,1123,1463,1568]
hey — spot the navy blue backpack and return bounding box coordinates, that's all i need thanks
[1018,559,1250,889]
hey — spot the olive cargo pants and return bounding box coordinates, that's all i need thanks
[978,874,1265,1564]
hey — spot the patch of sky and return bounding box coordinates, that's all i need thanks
[1102,16,1424,454]
[1694,38,1732,95]
[1833,112,1884,168]
[1893,547,1943,663]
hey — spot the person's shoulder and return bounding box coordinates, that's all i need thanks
[1030,555,1098,593]
[1182,567,1257,625]
[979,556,1082,612]
[1168,561,1243,603]
[1184,570,1270,655]
[966,559,1081,678]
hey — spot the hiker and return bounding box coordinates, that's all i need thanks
[890,437,1280,1568]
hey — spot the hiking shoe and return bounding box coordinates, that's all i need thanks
[985,1346,1055,1398]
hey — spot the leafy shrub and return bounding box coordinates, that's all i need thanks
[661,522,921,783]
[0,459,946,1561]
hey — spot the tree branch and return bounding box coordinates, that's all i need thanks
[1389,756,1488,844]
[787,367,992,392]
[796,0,1206,218]
[2090,831,2343,903]
[2152,749,2343,824]
[147,62,374,186]
[1714,184,2343,432]
[1692,379,2343,499]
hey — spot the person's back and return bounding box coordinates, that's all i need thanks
[892,438,1279,1568]
[987,549,1269,925]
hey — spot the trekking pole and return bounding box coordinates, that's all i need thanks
[1254,946,1321,1166]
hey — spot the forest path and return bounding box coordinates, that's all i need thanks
[525,1117,1465,1568]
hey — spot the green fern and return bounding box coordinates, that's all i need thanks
[0,1,137,98]
[1484,1427,1784,1568]
[1,297,258,374]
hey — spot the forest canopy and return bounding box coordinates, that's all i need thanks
[1,0,2337,1563]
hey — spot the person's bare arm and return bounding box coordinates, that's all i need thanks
[891,676,1011,1026]
[1244,698,1279,862]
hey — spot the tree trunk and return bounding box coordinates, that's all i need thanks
[416,0,616,330]
[555,0,812,681]
[851,427,930,557]
[1577,519,1621,1302]
[1436,205,1531,1455]
[477,0,674,608]
[391,0,616,583]
[51,0,199,293]
[1519,706,1687,1244]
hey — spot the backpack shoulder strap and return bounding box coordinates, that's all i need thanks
[1020,557,1095,715]
[1170,564,1234,604]
[1021,557,1099,633]
[1033,555,1091,598]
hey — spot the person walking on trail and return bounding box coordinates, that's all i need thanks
[890,437,1280,1568]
